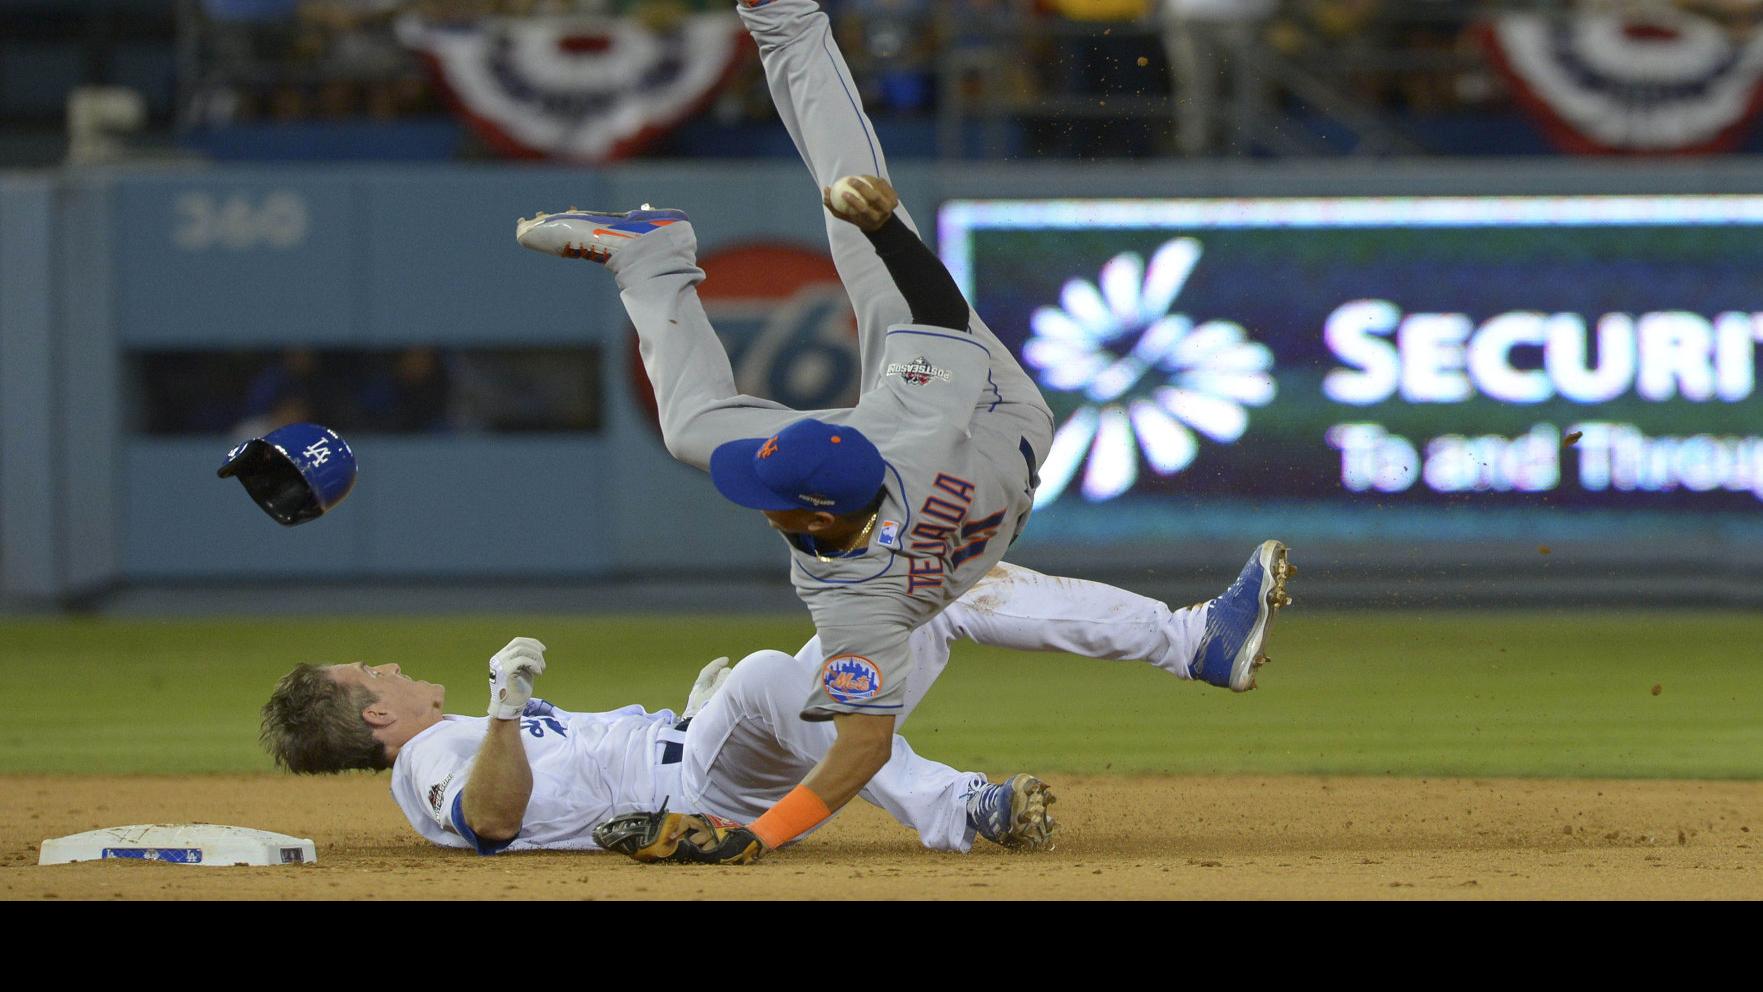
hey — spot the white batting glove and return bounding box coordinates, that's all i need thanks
[682,656,733,720]
[488,637,548,721]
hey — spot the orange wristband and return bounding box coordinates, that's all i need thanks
[750,785,832,850]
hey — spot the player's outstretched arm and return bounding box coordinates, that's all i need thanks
[460,637,548,844]
[746,711,896,852]
[802,713,896,808]
[460,720,533,844]
[826,175,970,332]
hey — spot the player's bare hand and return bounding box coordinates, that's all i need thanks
[823,175,899,232]
[664,814,721,849]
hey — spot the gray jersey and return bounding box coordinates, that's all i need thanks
[789,323,1049,720]
[604,1,1053,721]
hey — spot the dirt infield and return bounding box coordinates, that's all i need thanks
[5,774,1760,899]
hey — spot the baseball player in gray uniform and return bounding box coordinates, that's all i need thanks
[514,0,1294,860]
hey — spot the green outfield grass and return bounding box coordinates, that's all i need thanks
[1,610,1757,778]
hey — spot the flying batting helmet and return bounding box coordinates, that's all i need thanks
[217,422,357,526]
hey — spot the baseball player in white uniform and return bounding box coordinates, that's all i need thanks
[260,562,1237,854]
[512,0,1293,860]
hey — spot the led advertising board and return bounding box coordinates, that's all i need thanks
[939,196,1763,550]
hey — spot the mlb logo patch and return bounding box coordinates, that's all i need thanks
[822,654,883,704]
[876,520,901,548]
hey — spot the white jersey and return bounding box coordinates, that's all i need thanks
[389,702,685,853]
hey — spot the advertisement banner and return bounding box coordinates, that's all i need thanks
[940,196,1763,550]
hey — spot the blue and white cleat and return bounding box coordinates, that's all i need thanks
[515,206,688,263]
[1192,539,1296,692]
[966,773,1056,851]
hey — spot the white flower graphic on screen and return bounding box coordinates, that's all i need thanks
[1024,237,1275,507]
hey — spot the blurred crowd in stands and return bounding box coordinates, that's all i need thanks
[200,4,1487,109]
[137,347,602,436]
[14,0,1763,160]
[185,0,1540,155]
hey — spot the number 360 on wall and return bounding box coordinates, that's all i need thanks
[172,191,309,251]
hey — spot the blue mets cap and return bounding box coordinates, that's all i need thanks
[217,422,357,526]
[709,420,884,516]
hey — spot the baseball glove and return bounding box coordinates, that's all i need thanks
[593,807,763,866]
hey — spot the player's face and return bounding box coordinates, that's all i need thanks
[328,662,444,724]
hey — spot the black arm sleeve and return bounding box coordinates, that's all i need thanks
[863,215,971,332]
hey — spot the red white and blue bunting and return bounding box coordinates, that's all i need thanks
[1482,6,1763,153]
[396,13,750,162]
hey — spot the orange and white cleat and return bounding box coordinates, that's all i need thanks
[515,206,687,264]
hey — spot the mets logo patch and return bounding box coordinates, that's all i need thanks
[887,356,951,386]
[821,654,883,704]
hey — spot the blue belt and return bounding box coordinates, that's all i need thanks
[1012,436,1040,548]
[660,717,692,765]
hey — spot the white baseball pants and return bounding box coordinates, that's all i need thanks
[677,562,1207,850]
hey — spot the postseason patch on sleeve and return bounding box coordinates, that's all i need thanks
[886,356,953,386]
[426,773,455,826]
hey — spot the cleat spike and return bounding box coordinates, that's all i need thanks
[1192,539,1292,693]
[970,774,1057,852]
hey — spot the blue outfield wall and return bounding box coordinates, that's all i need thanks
[0,177,60,597]
[5,158,1763,600]
[102,162,837,585]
